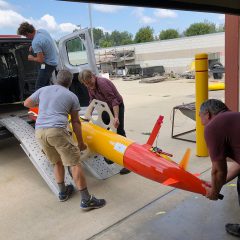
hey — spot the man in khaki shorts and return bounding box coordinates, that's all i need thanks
[24,70,106,210]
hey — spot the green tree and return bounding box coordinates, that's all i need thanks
[97,30,133,48]
[99,32,113,48]
[217,23,225,32]
[106,30,133,46]
[111,30,123,46]
[159,29,179,40]
[134,26,154,43]
[99,39,114,48]
[91,28,105,48]
[66,38,82,52]
[184,21,216,37]
[119,31,133,45]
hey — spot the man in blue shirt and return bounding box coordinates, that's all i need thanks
[17,22,58,89]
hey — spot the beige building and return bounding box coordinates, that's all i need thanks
[95,32,224,74]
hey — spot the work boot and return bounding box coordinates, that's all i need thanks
[80,195,106,210]
[58,184,74,202]
[225,223,240,237]
[119,168,131,175]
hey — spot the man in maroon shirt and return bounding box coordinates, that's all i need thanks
[78,69,130,175]
[200,99,240,237]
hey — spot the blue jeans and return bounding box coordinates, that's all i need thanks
[35,64,56,90]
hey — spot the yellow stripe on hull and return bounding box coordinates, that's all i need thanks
[81,121,134,166]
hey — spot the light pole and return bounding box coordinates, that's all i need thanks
[88,3,94,48]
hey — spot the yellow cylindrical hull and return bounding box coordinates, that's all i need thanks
[81,121,134,166]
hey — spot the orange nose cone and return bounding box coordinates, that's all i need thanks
[123,143,206,195]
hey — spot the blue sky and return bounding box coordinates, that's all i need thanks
[0,0,225,40]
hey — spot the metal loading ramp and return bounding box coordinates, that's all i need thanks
[0,116,121,197]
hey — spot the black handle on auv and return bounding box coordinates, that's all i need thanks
[218,193,224,200]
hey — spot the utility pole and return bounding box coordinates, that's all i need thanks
[88,3,94,48]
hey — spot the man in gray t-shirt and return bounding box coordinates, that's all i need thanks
[17,22,58,89]
[24,70,106,210]
[31,84,80,130]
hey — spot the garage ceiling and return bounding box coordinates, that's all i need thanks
[60,0,240,15]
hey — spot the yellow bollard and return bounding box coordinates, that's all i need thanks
[195,53,209,157]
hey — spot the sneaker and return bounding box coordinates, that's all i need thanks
[80,195,106,210]
[225,223,240,237]
[119,168,131,175]
[59,184,74,202]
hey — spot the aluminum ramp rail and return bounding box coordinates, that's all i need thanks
[0,117,121,197]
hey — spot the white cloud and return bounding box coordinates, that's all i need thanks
[37,15,58,31]
[0,9,26,28]
[59,23,79,33]
[0,0,11,9]
[31,14,79,37]
[96,26,112,34]
[93,4,124,13]
[154,9,177,18]
[30,14,79,34]
[133,8,144,17]
[141,16,155,24]
[133,7,155,24]
[0,0,27,29]
[42,15,57,28]
[0,0,80,39]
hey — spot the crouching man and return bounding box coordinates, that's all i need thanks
[24,70,106,210]
[200,99,240,236]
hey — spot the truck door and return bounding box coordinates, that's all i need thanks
[58,28,98,106]
[58,28,98,74]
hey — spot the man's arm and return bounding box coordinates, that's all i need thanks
[226,161,240,183]
[112,105,120,128]
[70,110,86,151]
[206,160,227,200]
[28,52,44,63]
[24,97,38,108]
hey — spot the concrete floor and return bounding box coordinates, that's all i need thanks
[92,172,239,240]
[0,79,236,240]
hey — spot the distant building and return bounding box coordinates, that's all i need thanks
[95,32,224,74]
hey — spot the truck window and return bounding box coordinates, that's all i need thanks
[66,37,88,66]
